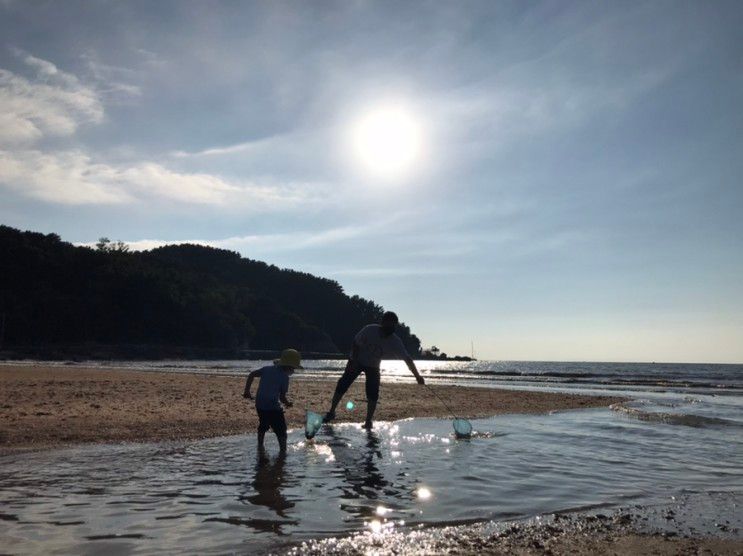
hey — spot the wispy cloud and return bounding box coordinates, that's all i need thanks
[213,225,375,252]
[171,136,277,158]
[75,222,378,253]
[0,148,315,206]
[82,52,142,100]
[428,67,672,163]
[327,267,458,278]
[0,51,317,208]
[0,51,103,145]
[0,149,131,204]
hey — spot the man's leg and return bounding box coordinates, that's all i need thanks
[363,368,381,428]
[325,366,362,421]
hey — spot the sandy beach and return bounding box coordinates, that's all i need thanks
[0,364,624,450]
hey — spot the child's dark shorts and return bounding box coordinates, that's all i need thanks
[257,409,287,438]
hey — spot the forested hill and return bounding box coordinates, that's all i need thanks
[0,225,421,359]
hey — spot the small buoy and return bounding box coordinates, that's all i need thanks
[346,401,355,410]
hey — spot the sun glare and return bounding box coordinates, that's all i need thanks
[351,105,423,181]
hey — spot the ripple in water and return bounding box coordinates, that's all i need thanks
[1,396,742,553]
[611,399,743,428]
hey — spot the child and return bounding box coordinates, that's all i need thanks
[243,348,302,452]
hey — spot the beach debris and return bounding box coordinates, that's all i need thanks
[346,401,355,410]
[305,410,324,440]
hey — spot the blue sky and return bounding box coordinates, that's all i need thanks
[1,1,741,362]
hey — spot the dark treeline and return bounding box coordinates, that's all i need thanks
[0,225,421,359]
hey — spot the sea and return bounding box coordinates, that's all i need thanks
[1,359,741,554]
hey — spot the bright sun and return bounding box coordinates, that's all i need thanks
[351,105,423,181]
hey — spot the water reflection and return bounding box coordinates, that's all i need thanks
[235,448,297,535]
[326,426,388,501]
[323,425,419,531]
[2,403,741,554]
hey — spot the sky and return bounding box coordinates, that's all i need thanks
[1,1,741,363]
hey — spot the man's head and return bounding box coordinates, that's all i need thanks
[381,311,399,336]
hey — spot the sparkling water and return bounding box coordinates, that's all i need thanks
[1,360,741,553]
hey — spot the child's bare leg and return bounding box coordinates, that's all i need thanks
[275,412,288,453]
[258,430,266,448]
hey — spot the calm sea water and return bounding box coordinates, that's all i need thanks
[13,357,741,393]
[1,360,742,554]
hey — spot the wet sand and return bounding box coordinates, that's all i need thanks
[290,510,743,555]
[0,364,623,450]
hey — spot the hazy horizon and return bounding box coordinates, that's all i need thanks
[1,1,741,363]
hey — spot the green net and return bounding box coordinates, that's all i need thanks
[453,418,472,439]
[305,410,324,439]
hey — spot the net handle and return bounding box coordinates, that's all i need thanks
[425,383,459,420]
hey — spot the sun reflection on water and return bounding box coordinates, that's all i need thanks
[312,443,335,463]
[416,486,432,500]
[376,505,390,516]
[369,519,383,534]
[367,518,396,535]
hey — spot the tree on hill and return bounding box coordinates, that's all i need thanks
[96,237,129,252]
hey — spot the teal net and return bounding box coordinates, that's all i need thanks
[453,418,472,439]
[305,410,324,440]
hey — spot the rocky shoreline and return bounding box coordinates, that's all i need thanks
[285,492,743,555]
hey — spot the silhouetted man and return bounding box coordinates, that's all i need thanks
[324,311,425,429]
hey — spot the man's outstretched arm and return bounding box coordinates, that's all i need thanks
[404,357,425,385]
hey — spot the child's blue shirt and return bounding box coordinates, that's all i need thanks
[255,365,290,410]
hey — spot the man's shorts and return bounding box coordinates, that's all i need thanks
[337,364,381,402]
[256,408,287,437]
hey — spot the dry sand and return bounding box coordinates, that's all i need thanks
[0,364,623,451]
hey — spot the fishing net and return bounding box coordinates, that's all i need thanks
[453,418,473,439]
[425,384,473,440]
[305,410,324,439]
